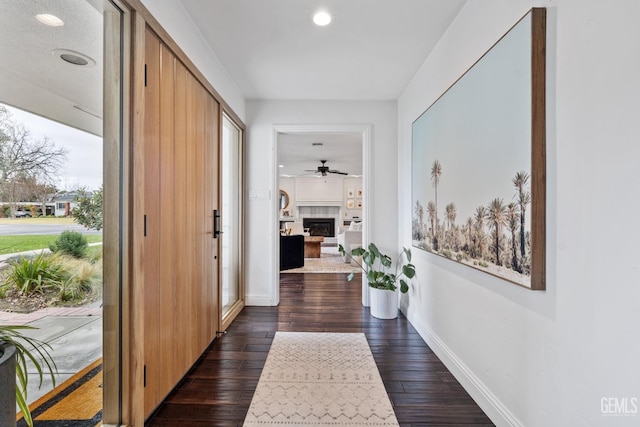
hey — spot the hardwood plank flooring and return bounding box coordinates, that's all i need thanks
[146,273,494,426]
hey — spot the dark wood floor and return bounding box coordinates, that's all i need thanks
[146,273,494,426]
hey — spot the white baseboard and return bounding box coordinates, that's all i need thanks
[245,295,277,306]
[400,303,523,427]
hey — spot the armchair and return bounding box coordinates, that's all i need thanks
[337,222,363,263]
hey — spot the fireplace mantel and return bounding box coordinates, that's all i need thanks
[296,201,342,207]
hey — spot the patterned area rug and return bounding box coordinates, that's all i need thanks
[243,332,399,426]
[285,247,359,273]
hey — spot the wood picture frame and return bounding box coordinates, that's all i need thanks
[411,8,546,290]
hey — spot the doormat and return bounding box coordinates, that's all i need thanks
[243,332,399,426]
[17,358,102,427]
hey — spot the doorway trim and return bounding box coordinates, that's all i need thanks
[272,124,372,306]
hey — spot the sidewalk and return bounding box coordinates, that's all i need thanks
[0,247,104,405]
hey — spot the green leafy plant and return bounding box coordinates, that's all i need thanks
[3,252,64,295]
[72,187,103,231]
[0,325,57,427]
[49,231,88,258]
[339,243,416,293]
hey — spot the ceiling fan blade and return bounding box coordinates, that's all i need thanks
[328,170,348,175]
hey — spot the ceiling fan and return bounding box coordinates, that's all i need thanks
[305,160,348,176]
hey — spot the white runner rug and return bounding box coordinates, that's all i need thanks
[243,332,399,426]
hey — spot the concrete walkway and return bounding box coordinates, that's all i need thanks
[1,247,104,406]
[1,304,103,405]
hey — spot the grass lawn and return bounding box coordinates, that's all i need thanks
[0,235,103,255]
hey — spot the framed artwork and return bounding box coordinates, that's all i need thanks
[346,199,355,209]
[347,189,355,198]
[411,8,546,290]
[356,189,363,198]
[356,200,363,209]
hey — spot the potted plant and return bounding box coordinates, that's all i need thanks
[339,243,416,319]
[0,325,56,427]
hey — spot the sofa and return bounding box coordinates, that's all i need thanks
[280,234,305,271]
[337,221,362,263]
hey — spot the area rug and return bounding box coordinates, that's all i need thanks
[285,248,359,274]
[243,332,399,426]
[17,359,102,427]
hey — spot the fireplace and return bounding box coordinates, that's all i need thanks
[303,218,335,237]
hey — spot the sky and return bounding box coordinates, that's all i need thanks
[411,12,532,230]
[2,103,103,191]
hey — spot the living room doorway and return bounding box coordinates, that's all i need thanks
[273,125,371,303]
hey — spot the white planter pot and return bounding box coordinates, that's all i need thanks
[369,287,398,319]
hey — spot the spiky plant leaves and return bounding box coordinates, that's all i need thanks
[0,325,57,427]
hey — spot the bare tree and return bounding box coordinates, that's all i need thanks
[0,106,67,214]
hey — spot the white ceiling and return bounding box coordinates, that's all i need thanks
[180,0,466,101]
[0,1,466,175]
[0,0,103,136]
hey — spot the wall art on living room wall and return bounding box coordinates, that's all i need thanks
[411,8,546,290]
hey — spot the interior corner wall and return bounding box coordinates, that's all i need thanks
[140,0,246,121]
[245,100,397,306]
[397,0,640,426]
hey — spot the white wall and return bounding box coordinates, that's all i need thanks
[140,0,246,121]
[398,0,640,426]
[246,100,397,305]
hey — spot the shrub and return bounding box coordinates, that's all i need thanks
[55,258,100,301]
[50,231,88,258]
[441,249,453,259]
[3,252,64,295]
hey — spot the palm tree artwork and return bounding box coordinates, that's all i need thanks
[430,160,442,250]
[412,159,533,287]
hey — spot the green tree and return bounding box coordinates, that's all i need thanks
[512,171,531,261]
[72,187,103,231]
[486,198,508,266]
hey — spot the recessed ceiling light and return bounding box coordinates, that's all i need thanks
[52,49,96,67]
[36,14,64,27]
[279,164,284,168]
[313,11,332,26]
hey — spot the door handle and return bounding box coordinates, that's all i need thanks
[213,209,222,239]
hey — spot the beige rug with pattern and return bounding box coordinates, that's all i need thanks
[284,247,358,273]
[243,332,399,426]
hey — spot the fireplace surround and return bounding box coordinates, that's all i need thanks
[303,218,335,237]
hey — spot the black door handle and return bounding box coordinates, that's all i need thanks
[213,209,222,239]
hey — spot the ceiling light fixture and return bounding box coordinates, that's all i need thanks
[36,14,64,27]
[279,164,284,168]
[312,11,332,26]
[52,49,96,67]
